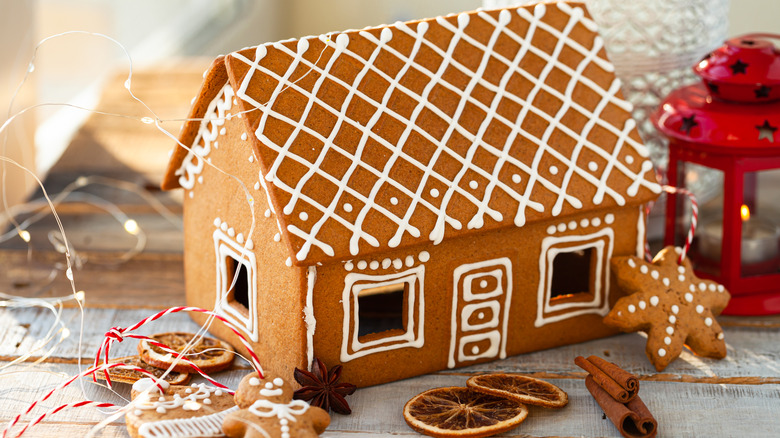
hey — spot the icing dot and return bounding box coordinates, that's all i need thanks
[717,333,724,340]
[220,127,226,135]
[265,382,274,389]
[220,223,228,231]
[274,233,281,242]
[549,165,559,175]
[185,388,192,394]
[478,312,485,319]
[651,270,659,280]
[469,180,478,189]
[638,300,646,309]
[343,203,353,212]
[188,191,194,199]
[664,336,672,345]
[274,378,284,386]
[228,228,235,237]
[241,133,248,141]
[717,285,725,292]
[669,315,676,324]
[471,346,479,354]
[382,258,392,269]
[134,410,142,416]
[658,348,666,357]
[592,217,602,227]
[678,266,685,274]
[254,182,260,190]
[580,218,589,227]
[213,142,218,149]
[696,304,704,313]
[674,247,683,254]
[357,261,367,270]
[248,155,254,163]
[512,174,521,184]
[430,188,439,198]
[285,257,292,267]
[689,284,696,292]
[264,209,271,218]
[156,406,166,414]
[662,278,670,287]
[393,259,403,269]
[237,233,244,244]
[640,266,648,274]
[480,280,488,288]
[705,317,713,326]
[546,225,556,234]
[568,221,577,230]
[369,260,379,270]
[628,305,636,313]
[588,161,598,171]
[204,398,212,405]
[557,223,566,232]
[197,176,203,184]
[249,377,261,386]
[671,305,679,314]
[625,155,635,164]
[628,259,636,268]
[699,283,707,291]
[344,262,354,271]
[215,390,223,396]
[299,212,308,221]
[666,326,674,335]
[685,293,694,302]
[650,296,659,306]
[405,255,414,267]
[708,284,716,292]
[213,218,221,227]
[678,275,686,282]
[419,251,430,262]
[390,197,399,205]
[605,214,614,224]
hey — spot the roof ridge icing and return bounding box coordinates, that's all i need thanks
[182,2,660,265]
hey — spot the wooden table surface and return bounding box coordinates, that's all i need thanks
[1,61,779,438]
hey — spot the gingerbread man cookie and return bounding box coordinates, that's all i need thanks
[125,378,236,438]
[223,372,330,438]
[604,246,731,371]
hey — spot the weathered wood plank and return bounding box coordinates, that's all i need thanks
[0,307,778,383]
[0,250,185,308]
[1,363,778,438]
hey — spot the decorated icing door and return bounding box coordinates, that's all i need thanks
[448,258,512,369]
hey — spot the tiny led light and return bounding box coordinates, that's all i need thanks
[124,219,139,235]
[740,204,750,221]
[75,290,86,302]
[141,117,155,124]
[19,230,31,242]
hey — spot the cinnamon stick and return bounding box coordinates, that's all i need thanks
[575,355,639,403]
[585,375,657,438]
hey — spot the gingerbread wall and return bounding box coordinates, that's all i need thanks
[310,205,644,387]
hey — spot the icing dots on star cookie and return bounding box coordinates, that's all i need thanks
[604,246,731,371]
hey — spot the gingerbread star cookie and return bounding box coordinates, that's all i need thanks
[125,378,236,438]
[223,372,330,438]
[604,246,731,371]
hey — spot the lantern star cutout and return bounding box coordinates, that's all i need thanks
[729,59,748,75]
[679,115,698,135]
[755,85,771,99]
[756,120,777,142]
[604,246,731,372]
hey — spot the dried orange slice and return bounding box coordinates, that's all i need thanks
[403,387,528,437]
[95,355,190,386]
[467,374,568,408]
[138,332,234,374]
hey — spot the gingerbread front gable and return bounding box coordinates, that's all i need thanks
[165,2,660,268]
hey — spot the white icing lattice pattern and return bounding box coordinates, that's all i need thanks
[229,3,660,263]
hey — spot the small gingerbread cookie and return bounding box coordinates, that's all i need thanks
[604,246,731,371]
[223,372,330,438]
[138,332,235,374]
[125,378,236,438]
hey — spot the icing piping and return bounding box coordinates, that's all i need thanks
[227,4,659,262]
[535,227,614,327]
[448,258,512,369]
[132,381,223,415]
[138,406,239,438]
[340,267,425,362]
[213,222,259,342]
[304,266,317,369]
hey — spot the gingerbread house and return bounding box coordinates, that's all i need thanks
[162,2,661,387]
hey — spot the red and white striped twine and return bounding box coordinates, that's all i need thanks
[94,306,264,387]
[643,185,698,264]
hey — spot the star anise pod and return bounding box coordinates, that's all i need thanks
[293,357,357,414]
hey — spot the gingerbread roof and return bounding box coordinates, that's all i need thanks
[165,2,661,266]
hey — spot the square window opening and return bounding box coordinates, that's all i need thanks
[357,282,407,342]
[550,248,594,300]
[225,255,251,316]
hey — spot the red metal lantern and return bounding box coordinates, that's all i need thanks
[654,34,780,315]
